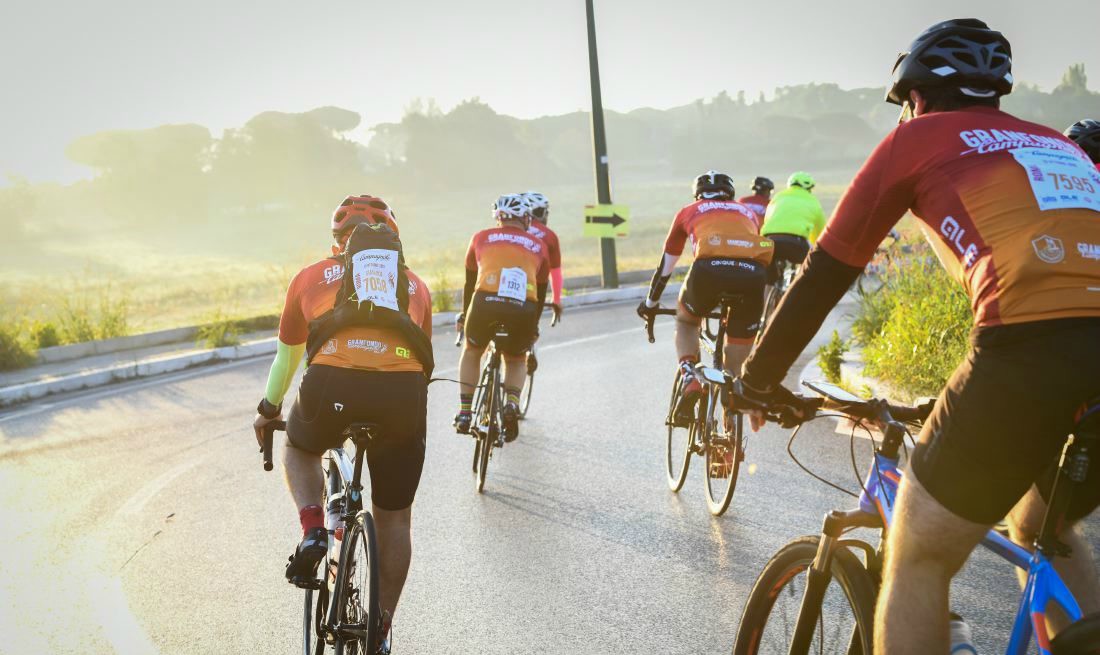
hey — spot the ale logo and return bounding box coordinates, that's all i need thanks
[395,347,411,359]
[1031,235,1065,264]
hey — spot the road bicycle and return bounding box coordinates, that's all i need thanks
[644,293,747,516]
[459,324,513,493]
[519,343,536,419]
[760,258,796,333]
[690,372,1100,654]
[262,422,384,655]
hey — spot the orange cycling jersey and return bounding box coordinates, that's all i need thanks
[279,259,433,372]
[819,106,1100,328]
[527,223,561,269]
[465,226,550,302]
[663,199,773,264]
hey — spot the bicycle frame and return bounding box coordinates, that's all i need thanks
[793,425,1083,655]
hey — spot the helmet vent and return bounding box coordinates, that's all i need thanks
[931,65,957,77]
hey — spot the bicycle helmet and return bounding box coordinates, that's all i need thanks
[693,170,735,199]
[751,176,774,193]
[493,193,531,227]
[886,18,1013,106]
[1065,119,1100,164]
[331,194,399,238]
[524,191,550,224]
[788,172,815,191]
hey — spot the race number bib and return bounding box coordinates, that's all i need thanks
[1011,147,1100,212]
[351,249,399,310]
[497,267,528,301]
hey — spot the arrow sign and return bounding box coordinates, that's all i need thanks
[583,204,630,238]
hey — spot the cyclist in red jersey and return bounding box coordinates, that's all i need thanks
[1065,119,1100,171]
[252,195,431,651]
[637,170,773,417]
[454,194,550,441]
[524,191,564,324]
[736,176,774,224]
[740,20,1100,652]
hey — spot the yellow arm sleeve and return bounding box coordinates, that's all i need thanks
[264,340,306,406]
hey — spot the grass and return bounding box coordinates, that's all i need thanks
[816,329,848,383]
[856,251,971,398]
[197,311,241,348]
[0,320,36,370]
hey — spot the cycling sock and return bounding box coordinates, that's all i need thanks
[299,504,324,536]
[458,393,473,417]
[679,355,699,378]
[505,387,521,406]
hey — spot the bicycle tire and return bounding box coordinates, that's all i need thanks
[704,390,743,516]
[666,368,693,492]
[475,360,499,493]
[519,371,534,418]
[1052,613,1100,654]
[733,535,877,655]
[333,513,381,655]
[470,360,492,475]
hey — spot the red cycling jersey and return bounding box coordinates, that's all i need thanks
[736,194,770,227]
[465,226,550,302]
[819,106,1100,328]
[279,259,433,372]
[527,223,561,269]
[663,199,773,264]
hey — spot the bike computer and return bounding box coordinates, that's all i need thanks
[801,380,866,404]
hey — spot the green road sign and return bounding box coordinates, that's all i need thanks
[583,204,630,238]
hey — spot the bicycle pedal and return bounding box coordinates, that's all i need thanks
[289,575,324,590]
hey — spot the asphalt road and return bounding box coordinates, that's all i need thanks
[1,298,1096,654]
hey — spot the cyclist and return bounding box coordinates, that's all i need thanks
[737,176,774,222]
[454,193,550,441]
[637,170,773,418]
[759,172,825,286]
[524,191,564,327]
[252,194,432,653]
[1065,119,1100,170]
[740,19,1100,652]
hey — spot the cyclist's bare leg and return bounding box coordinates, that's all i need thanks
[373,504,412,618]
[502,353,526,394]
[722,339,752,376]
[458,342,486,396]
[1007,485,1100,634]
[876,474,987,654]
[674,304,702,362]
[283,442,323,509]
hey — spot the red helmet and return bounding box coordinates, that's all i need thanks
[331,195,399,238]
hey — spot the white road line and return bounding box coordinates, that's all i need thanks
[116,452,213,519]
[88,573,159,655]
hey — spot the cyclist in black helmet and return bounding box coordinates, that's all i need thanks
[1065,119,1100,169]
[737,176,774,220]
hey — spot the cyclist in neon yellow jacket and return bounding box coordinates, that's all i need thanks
[760,172,826,282]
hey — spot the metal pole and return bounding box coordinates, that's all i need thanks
[585,0,618,289]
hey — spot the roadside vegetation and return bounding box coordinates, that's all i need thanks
[851,248,971,398]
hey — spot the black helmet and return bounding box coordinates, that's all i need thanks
[886,18,1013,106]
[751,176,774,193]
[1065,120,1100,164]
[693,170,735,199]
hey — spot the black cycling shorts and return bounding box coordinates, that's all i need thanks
[765,233,810,283]
[911,318,1100,524]
[464,291,538,356]
[287,365,427,511]
[679,257,767,342]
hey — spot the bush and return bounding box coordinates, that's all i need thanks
[858,256,971,397]
[431,271,455,313]
[197,312,241,348]
[30,320,61,349]
[56,283,130,343]
[0,321,36,370]
[816,330,848,383]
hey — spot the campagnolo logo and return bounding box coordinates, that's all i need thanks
[346,339,388,354]
[321,339,338,355]
[1032,235,1065,264]
[1078,242,1100,261]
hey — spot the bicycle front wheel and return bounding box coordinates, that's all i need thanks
[704,391,743,516]
[519,370,534,418]
[666,369,693,492]
[733,535,876,655]
[334,513,381,655]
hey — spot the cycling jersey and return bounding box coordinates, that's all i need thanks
[527,223,561,269]
[663,199,774,264]
[760,187,826,241]
[465,226,550,302]
[818,106,1100,327]
[279,259,433,372]
[736,194,770,225]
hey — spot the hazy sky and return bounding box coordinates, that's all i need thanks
[3,0,1097,183]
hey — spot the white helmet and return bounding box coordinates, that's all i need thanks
[524,191,550,224]
[493,193,531,227]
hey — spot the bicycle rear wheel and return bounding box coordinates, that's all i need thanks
[704,390,743,516]
[474,363,499,493]
[334,513,381,655]
[733,535,876,655]
[519,370,534,418]
[1053,613,1100,654]
[666,369,694,492]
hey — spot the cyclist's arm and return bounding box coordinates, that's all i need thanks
[535,255,550,318]
[548,232,563,305]
[461,235,478,315]
[264,340,306,406]
[550,267,563,305]
[743,128,914,389]
[645,209,689,306]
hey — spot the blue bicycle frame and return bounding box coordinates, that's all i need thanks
[859,450,1082,655]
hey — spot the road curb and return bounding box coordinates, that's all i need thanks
[0,284,654,408]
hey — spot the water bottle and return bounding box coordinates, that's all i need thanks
[949,615,978,654]
[325,497,342,539]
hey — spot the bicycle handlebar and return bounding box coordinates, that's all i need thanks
[261,420,286,471]
[644,309,678,343]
